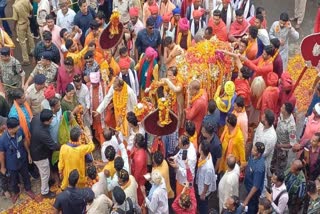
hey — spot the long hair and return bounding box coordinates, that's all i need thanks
[251,76,266,98]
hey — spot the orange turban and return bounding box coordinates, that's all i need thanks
[118,57,131,69]
[193,9,203,18]
[44,84,56,99]
[149,5,159,14]
[281,72,293,90]
[179,17,189,31]
[162,13,171,23]
[129,7,139,17]
[266,72,279,87]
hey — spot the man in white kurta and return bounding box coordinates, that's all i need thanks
[218,155,240,213]
[96,80,137,137]
[269,13,299,69]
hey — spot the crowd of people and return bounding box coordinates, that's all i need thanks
[0,0,319,213]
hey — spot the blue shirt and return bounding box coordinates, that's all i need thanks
[135,29,161,57]
[8,104,31,129]
[73,7,96,45]
[244,156,265,194]
[202,109,220,133]
[307,93,320,116]
[0,129,27,171]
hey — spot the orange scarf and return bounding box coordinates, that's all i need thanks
[177,31,192,50]
[198,153,211,167]
[14,101,33,144]
[121,178,132,190]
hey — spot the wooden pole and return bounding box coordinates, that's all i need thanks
[290,65,308,95]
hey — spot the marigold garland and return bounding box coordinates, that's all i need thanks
[158,97,172,126]
[113,83,128,131]
[109,11,120,35]
[287,54,318,112]
[176,39,232,98]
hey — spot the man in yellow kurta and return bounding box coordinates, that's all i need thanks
[65,39,88,70]
[58,126,95,190]
[218,113,246,173]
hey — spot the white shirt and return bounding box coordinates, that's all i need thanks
[271,183,289,214]
[101,136,120,163]
[174,144,197,185]
[253,122,277,176]
[145,180,169,214]
[72,83,91,110]
[96,84,138,115]
[56,8,76,32]
[218,164,240,213]
[37,0,50,26]
[91,172,108,197]
[86,194,113,214]
[127,124,145,151]
[196,155,217,196]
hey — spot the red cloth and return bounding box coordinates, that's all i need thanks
[172,168,197,214]
[131,148,147,206]
[162,13,172,22]
[181,0,192,18]
[150,137,165,157]
[56,66,81,95]
[192,9,203,18]
[185,91,208,134]
[314,8,320,33]
[44,85,56,100]
[260,87,280,116]
[229,20,249,37]
[118,57,131,69]
[208,18,228,41]
[129,7,139,17]
[235,78,251,106]
[244,56,273,85]
[278,88,297,113]
[281,72,293,90]
[149,5,159,14]
[266,72,278,87]
[249,16,267,29]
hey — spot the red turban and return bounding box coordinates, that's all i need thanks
[145,47,158,59]
[149,5,159,14]
[267,72,279,87]
[281,72,293,90]
[179,17,189,31]
[193,9,203,18]
[223,0,231,3]
[118,57,131,69]
[44,84,56,99]
[162,13,171,23]
[129,7,139,17]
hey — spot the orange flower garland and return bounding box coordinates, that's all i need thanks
[157,97,172,127]
[113,83,128,133]
[287,54,318,112]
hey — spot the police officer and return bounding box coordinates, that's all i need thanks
[0,47,25,104]
[24,51,58,90]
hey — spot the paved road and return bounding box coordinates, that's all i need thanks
[0,0,318,212]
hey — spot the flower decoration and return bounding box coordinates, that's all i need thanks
[109,11,120,36]
[158,97,172,127]
[176,39,232,98]
[287,54,318,112]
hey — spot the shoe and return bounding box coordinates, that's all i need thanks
[25,190,36,199]
[295,24,301,29]
[22,61,31,66]
[11,193,19,204]
[49,179,56,187]
[42,191,56,199]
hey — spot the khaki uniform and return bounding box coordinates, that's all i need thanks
[0,57,25,102]
[25,84,45,115]
[30,62,58,85]
[12,0,35,63]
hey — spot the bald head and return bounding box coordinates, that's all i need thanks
[188,80,201,96]
[291,159,303,174]
[227,155,236,170]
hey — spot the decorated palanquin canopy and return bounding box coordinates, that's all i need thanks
[176,39,233,98]
[99,10,124,50]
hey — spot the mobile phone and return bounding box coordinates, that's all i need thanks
[265,186,272,193]
[182,150,188,161]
